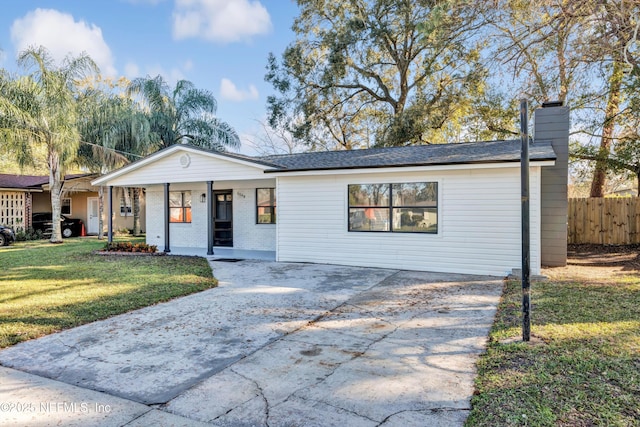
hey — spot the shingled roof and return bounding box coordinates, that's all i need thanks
[259,139,556,172]
[0,173,97,190]
[92,139,558,186]
[0,174,48,190]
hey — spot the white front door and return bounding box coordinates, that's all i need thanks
[87,197,99,234]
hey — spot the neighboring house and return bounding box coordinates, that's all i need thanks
[0,174,46,231]
[0,173,145,235]
[607,187,637,197]
[92,104,569,276]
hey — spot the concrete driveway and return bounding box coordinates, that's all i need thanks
[0,260,502,426]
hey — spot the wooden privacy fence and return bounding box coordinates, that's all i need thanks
[568,197,640,244]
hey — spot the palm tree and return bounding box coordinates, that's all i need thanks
[0,46,98,243]
[126,75,240,151]
[76,86,152,237]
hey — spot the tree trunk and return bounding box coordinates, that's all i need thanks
[133,187,141,236]
[48,150,63,243]
[98,186,104,240]
[590,61,624,197]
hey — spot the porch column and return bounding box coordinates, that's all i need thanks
[164,183,171,253]
[107,186,113,243]
[207,181,214,255]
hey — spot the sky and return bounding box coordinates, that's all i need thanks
[0,0,300,155]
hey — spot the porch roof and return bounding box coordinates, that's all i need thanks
[0,173,98,192]
[0,174,47,191]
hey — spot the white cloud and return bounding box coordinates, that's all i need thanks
[172,0,272,44]
[125,61,187,85]
[220,78,259,102]
[124,59,194,87]
[124,0,166,4]
[148,65,186,83]
[124,62,140,78]
[10,9,117,76]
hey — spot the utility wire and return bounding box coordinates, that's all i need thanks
[79,140,145,158]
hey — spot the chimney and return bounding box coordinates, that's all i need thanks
[534,102,569,267]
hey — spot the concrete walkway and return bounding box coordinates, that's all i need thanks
[0,260,503,426]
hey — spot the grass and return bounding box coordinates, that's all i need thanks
[0,237,217,348]
[467,275,640,426]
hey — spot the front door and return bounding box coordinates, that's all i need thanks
[87,197,99,235]
[214,191,233,246]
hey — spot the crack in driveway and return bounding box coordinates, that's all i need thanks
[0,262,503,426]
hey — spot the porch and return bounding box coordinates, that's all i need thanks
[168,246,276,261]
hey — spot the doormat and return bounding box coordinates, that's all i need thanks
[213,258,243,262]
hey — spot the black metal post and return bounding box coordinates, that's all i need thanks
[107,186,113,243]
[164,183,171,253]
[207,181,214,255]
[520,99,531,342]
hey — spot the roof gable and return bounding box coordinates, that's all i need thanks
[92,144,279,186]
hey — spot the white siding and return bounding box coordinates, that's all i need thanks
[232,188,276,251]
[144,183,276,251]
[276,167,542,276]
[108,151,267,187]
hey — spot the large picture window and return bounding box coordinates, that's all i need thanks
[256,188,276,224]
[348,182,437,233]
[169,191,192,223]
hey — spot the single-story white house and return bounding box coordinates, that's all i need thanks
[92,103,569,276]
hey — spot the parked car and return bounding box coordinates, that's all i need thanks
[31,212,85,238]
[0,225,15,246]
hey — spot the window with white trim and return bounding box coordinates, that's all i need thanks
[120,188,132,217]
[169,191,192,223]
[61,198,72,215]
[256,188,276,224]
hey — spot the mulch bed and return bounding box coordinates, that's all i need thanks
[567,244,640,269]
[93,250,166,256]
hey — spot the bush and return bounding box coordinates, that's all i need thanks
[14,227,45,242]
[115,227,133,236]
[103,241,158,253]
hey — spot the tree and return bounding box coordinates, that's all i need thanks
[583,0,640,71]
[588,60,625,197]
[487,0,594,106]
[126,75,240,151]
[243,119,307,156]
[266,0,488,150]
[486,0,640,196]
[76,82,152,237]
[574,123,640,196]
[0,46,97,242]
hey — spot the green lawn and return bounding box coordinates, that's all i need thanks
[467,275,640,426]
[0,237,217,348]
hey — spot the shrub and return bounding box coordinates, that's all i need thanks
[114,227,133,236]
[103,241,158,253]
[15,227,45,242]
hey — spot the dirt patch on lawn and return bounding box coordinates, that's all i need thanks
[543,244,640,282]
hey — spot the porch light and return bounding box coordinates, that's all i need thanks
[200,193,206,203]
